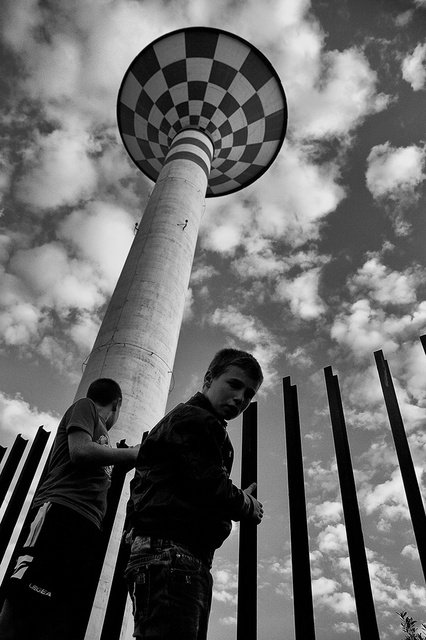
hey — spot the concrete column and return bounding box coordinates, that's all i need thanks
[80,128,214,639]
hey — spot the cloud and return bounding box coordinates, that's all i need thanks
[317,523,348,555]
[0,198,135,362]
[275,267,327,320]
[57,200,134,291]
[362,469,408,519]
[201,144,346,259]
[331,299,399,358]
[0,391,59,441]
[0,241,105,359]
[309,500,343,526]
[401,544,419,561]
[10,243,105,312]
[330,297,426,360]
[365,142,426,200]
[348,258,421,306]
[16,127,99,211]
[402,42,426,90]
[312,577,355,615]
[368,558,426,609]
[209,306,283,389]
[0,279,44,347]
[213,562,238,606]
[288,46,390,140]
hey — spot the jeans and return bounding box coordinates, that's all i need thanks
[126,536,213,640]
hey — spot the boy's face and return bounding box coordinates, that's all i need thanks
[203,365,260,420]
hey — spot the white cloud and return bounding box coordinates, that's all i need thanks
[312,577,355,615]
[0,293,43,347]
[330,298,426,360]
[402,42,426,91]
[312,576,339,596]
[369,558,426,609]
[255,145,347,246]
[331,299,398,357]
[366,142,426,199]
[16,128,99,211]
[209,306,283,389]
[333,621,358,633]
[0,391,59,440]
[290,47,389,139]
[275,267,327,320]
[362,469,408,518]
[9,243,105,312]
[213,563,238,605]
[190,264,219,285]
[0,200,133,356]
[182,287,194,322]
[317,523,348,555]
[310,500,343,526]
[57,200,134,291]
[401,544,419,561]
[349,258,421,306]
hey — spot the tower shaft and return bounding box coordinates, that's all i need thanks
[79,128,213,639]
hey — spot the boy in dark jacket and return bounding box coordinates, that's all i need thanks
[125,348,264,640]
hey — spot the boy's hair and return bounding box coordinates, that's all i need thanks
[86,378,122,407]
[207,348,263,386]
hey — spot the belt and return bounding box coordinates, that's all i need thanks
[131,534,214,566]
[133,535,172,551]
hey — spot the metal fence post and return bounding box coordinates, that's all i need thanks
[374,350,426,581]
[0,436,28,510]
[283,376,316,640]
[324,366,380,640]
[237,401,258,640]
[0,426,50,564]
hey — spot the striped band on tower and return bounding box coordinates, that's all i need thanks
[164,130,213,179]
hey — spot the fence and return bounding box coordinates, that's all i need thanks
[0,336,425,638]
[283,335,426,639]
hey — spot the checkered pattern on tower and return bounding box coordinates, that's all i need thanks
[117,27,287,197]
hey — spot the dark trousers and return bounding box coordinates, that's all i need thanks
[126,537,213,640]
[0,502,100,640]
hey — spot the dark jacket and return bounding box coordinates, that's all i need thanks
[126,393,252,552]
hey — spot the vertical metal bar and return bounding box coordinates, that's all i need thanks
[283,377,316,640]
[324,366,380,640]
[0,426,50,563]
[100,433,149,640]
[0,447,7,467]
[0,435,28,509]
[0,443,52,607]
[237,401,258,640]
[374,350,426,580]
[74,441,131,640]
[99,540,130,640]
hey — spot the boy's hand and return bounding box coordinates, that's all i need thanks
[243,482,264,524]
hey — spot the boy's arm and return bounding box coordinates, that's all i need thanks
[176,414,263,523]
[68,429,139,468]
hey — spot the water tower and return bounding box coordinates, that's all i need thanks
[77,26,287,638]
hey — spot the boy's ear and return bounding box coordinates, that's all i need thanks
[204,371,212,388]
[112,397,122,412]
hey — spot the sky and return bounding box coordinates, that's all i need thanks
[1,0,426,638]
